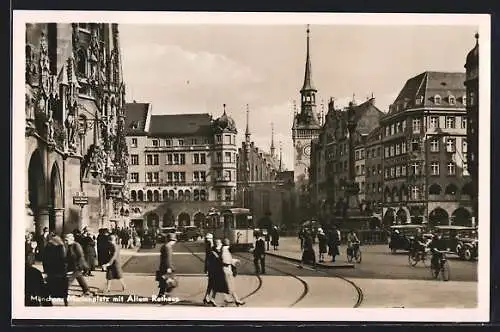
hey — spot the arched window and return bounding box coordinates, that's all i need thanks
[184,190,191,201]
[153,190,160,202]
[449,95,456,105]
[200,190,207,201]
[178,190,184,201]
[162,190,168,201]
[130,190,137,201]
[445,184,458,196]
[169,190,175,200]
[137,190,144,202]
[76,49,87,76]
[194,189,200,201]
[146,190,153,202]
[429,183,442,195]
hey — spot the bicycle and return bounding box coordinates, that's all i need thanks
[408,246,431,267]
[347,242,362,263]
[430,250,450,281]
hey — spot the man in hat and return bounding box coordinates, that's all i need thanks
[253,231,266,274]
[157,232,177,297]
[64,233,92,296]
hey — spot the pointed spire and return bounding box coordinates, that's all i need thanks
[301,24,316,92]
[223,103,227,115]
[245,104,251,142]
[475,32,479,44]
[279,141,283,172]
[270,123,275,157]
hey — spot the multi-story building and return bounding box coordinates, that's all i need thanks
[25,23,129,235]
[380,71,473,226]
[292,26,322,222]
[236,109,292,228]
[464,34,479,225]
[363,127,383,217]
[310,97,383,223]
[124,102,238,229]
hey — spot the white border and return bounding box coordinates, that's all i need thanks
[12,11,491,322]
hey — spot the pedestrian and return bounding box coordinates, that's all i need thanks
[64,233,92,296]
[97,229,110,271]
[298,228,305,250]
[221,239,245,306]
[330,225,341,263]
[25,232,37,266]
[317,228,327,263]
[25,244,51,306]
[102,235,126,292]
[36,227,49,261]
[121,228,130,249]
[203,236,228,306]
[253,231,266,274]
[264,229,270,251]
[157,233,177,297]
[271,226,279,250]
[43,234,69,306]
[299,230,316,269]
[81,230,97,276]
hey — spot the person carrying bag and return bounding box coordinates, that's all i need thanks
[156,233,178,296]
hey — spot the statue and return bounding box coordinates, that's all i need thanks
[46,109,54,142]
[65,112,77,152]
[25,93,35,123]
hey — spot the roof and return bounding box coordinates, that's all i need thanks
[124,102,150,135]
[148,113,213,137]
[387,71,466,116]
[465,33,479,68]
[347,98,385,136]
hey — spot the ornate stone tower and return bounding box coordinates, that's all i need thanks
[292,25,321,207]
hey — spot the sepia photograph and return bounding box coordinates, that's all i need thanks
[12,11,490,322]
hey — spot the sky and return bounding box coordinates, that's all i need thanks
[119,24,477,170]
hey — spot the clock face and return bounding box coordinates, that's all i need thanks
[303,144,311,157]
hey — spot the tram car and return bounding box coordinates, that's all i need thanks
[213,208,255,252]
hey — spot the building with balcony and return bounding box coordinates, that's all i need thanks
[380,71,473,227]
[124,102,238,229]
[25,23,129,235]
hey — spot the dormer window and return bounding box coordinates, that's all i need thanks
[449,95,456,105]
[434,95,441,104]
[416,95,424,105]
[462,95,467,105]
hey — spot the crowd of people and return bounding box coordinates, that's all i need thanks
[24,226,129,306]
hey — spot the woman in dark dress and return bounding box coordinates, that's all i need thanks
[204,239,229,306]
[97,229,110,271]
[271,226,280,250]
[102,235,126,292]
[82,231,97,276]
[43,234,69,306]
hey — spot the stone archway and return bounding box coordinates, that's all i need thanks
[49,162,64,234]
[162,208,175,227]
[194,212,205,228]
[452,207,472,226]
[27,149,47,234]
[146,212,159,229]
[178,212,191,227]
[429,207,449,226]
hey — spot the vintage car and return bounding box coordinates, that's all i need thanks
[433,225,478,261]
[178,226,202,242]
[388,225,431,253]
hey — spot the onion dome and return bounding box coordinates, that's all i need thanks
[465,33,479,69]
[213,104,237,134]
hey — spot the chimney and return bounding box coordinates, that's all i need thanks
[133,100,136,103]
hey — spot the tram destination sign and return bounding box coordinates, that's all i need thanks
[73,192,89,206]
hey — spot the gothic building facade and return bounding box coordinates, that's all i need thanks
[124,103,238,229]
[25,23,129,235]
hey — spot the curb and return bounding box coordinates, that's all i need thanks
[266,252,355,269]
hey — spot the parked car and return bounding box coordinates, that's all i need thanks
[178,226,202,242]
[433,225,478,261]
[388,225,430,253]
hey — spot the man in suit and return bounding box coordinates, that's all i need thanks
[64,233,91,296]
[158,232,176,297]
[253,231,266,274]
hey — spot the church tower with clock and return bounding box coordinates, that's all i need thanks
[292,25,321,190]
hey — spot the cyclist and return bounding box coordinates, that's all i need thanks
[410,228,429,259]
[347,230,360,258]
[429,230,448,270]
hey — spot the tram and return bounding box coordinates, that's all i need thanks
[213,208,255,252]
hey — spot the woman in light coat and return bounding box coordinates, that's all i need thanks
[221,238,245,306]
